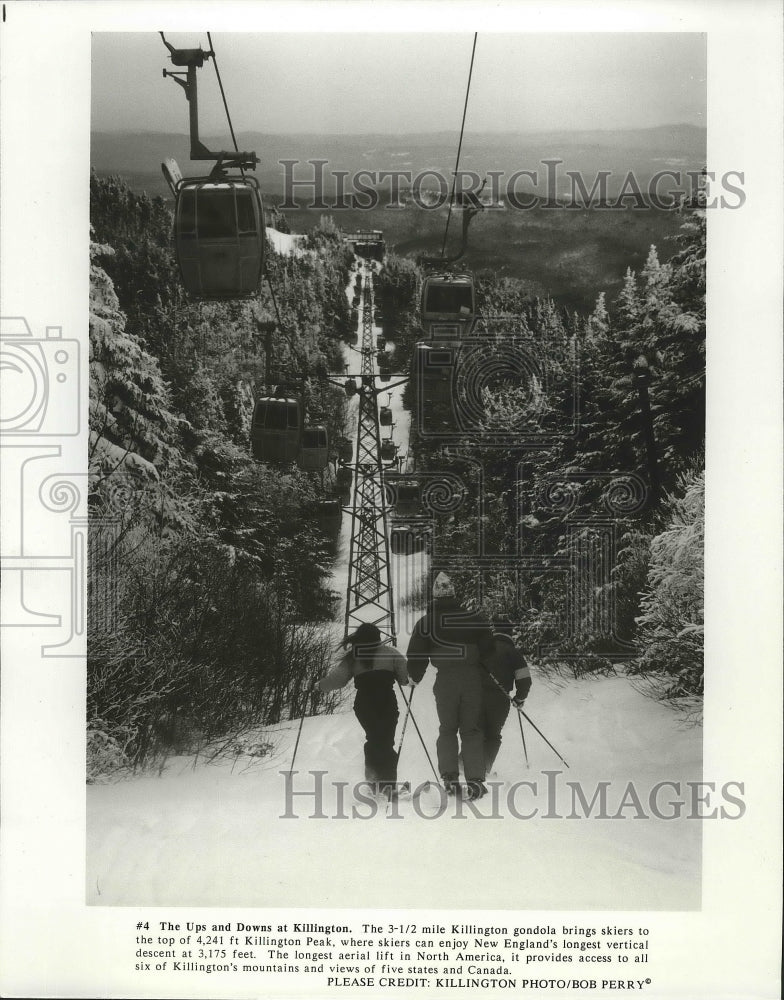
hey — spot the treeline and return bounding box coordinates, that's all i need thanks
[88,175,352,778]
[377,210,705,701]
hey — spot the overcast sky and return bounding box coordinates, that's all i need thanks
[92,32,706,135]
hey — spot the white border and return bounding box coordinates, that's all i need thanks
[1,2,781,998]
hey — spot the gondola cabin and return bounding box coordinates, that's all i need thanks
[377,336,386,350]
[396,481,421,518]
[390,525,428,556]
[308,496,343,525]
[298,425,329,471]
[344,378,357,397]
[250,396,302,464]
[173,175,264,299]
[380,440,398,463]
[420,272,476,340]
[310,497,343,547]
[336,466,353,493]
[337,436,353,464]
[413,343,453,407]
[382,470,400,507]
[379,406,393,427]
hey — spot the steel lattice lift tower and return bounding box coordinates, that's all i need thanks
[344,265,397,645]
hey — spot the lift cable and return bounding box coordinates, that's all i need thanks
[206,31,246,179]
[202,35,322,394]
[202,36,304,374]
[264,272,310,375]
[440,32,478,259]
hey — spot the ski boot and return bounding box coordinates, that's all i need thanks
[465,780,488,801]
[395,781,412,801]
[442,775,460,797]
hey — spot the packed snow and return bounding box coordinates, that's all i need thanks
[87,668,702,909]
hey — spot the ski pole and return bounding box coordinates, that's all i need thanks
[517,709,569,769]
[479,661,569,769]
[288,687,313,776]
[516,706,529,769]
[478,660,530,769]
[396,683,414,756]
[396,681,439,782]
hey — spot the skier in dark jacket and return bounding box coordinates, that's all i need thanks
[480,630,532,774]
[317,622,409,797]
[406,573,494,799]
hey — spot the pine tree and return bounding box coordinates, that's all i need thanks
[89,241,185,487]
[633,466,704,697]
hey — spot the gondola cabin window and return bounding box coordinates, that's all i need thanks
[424,282,474,315]
[420,273,476,340]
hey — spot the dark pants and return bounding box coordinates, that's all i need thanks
[481,686,511,772]
[353,673,399,787]
[433,664,485,782]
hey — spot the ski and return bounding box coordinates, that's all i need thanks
[386,781,435,817]
[350,780,417,815]
[444,782,490,802]
[377,780,411,800]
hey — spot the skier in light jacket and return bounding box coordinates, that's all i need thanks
[317,622,409,796]
[406,573,494,799]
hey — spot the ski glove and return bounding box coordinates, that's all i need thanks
[512,689,527,707]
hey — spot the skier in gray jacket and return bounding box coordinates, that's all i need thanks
[406,573,493,799]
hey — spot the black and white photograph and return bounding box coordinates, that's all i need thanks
[0,3,781,999]
[84,27,712,910]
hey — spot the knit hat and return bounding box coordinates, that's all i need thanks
[346,622,381,647]
[432,572,455,598]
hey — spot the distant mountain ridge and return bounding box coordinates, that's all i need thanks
[94,123,705,142]
[91,125,703,313]
[92,124,706,200]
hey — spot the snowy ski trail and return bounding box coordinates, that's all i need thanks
[87,668,701,910]
[87,255,702,911]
